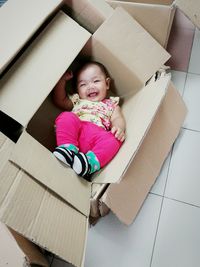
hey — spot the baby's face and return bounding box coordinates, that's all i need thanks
[77,64,110,102]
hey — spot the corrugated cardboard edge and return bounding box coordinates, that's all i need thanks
[101,82,187,225]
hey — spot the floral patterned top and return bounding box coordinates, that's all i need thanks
[71,94,119,130]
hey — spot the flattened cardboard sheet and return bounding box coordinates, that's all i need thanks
[63,0,113,33]
[175,0,200,28]
[9,131,91,217]
[0,161,88,267]
[102,82,187,225]
[0,11,91,127]
[93,75,170,184]
[107,0,175,47]
[0,0,62,74]
[88,7,170,96]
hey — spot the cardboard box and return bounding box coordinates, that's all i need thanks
[0,221,49,267]
[106,0,175,48]
[110,0,200,28]
[0,0,191,266]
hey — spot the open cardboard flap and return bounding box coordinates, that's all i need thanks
[110,0,200,29]
[0,221,49,267]
[82,7,170,96]
[93,75,169,184]
[79,7,170,183]
[106,0,175,47]
[0,11,91,127]
[0,0,62,74]
[175,0,200,28]
[62,0,113,33]
[0,134,89,267]
[9,131,91,216]
[101,81,187,225]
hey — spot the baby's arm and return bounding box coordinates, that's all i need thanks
[111,105,126,142]
[53,71,74,110]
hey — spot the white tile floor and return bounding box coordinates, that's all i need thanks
[50,27,200,267]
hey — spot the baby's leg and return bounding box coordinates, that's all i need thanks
[55,111,81,148]
[72,123,122,180]
[54,112,81,166]
[91,130,122,168]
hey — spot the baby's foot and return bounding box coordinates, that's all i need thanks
[72,152,92,181]
[53,145,75,167]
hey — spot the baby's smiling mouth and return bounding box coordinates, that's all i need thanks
[88,92,98,98]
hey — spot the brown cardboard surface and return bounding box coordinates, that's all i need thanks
[87,7,170,96]
[107,0,175,47]
[175,0,200,28]
[10,131,91,216]
[0,222,49,267]
[101,81,187,225]
[90,183,108,218]
[63,0,113,33]
[0,11,91,127]
[111,0,200,28]
[0,0,62,74]
[93,75,169,183]
[0,160,88,267]
[0,221,27,267]
[9,228,49,267]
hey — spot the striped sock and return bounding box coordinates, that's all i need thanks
[53,144,78,166]
[72,151,100,181]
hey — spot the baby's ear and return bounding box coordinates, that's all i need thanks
[106,77,111,90]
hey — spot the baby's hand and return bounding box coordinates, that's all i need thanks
[62,70,73,81]
[111,126,125,142]
[71,93,80,105]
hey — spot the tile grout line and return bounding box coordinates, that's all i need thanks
[149,194,165,267]
[182,126,200,133]
[161,195,200,210]
[149,149,174,266]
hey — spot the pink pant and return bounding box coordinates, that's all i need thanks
[55,112,122,168]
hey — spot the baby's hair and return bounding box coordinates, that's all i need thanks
[78,61,109,77]
[72,61,109,91]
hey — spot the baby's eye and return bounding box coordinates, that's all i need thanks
[79,83,86,87]
[94,80,100,83]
